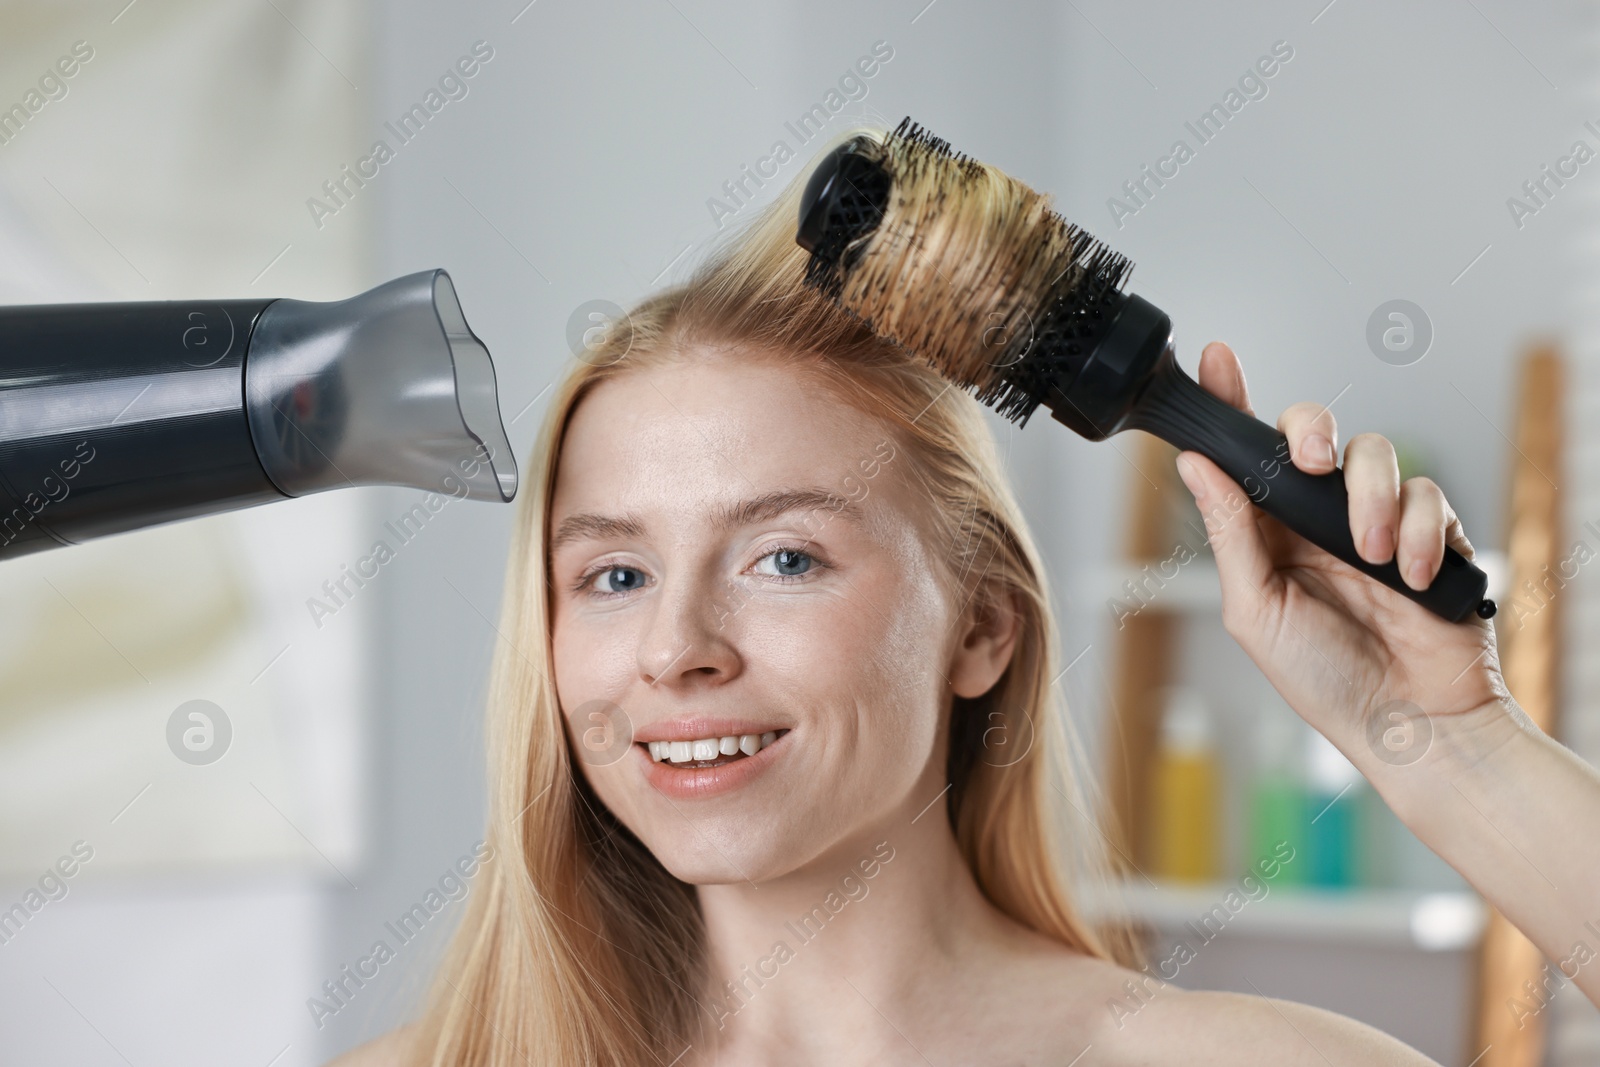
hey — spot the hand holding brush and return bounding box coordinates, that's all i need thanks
[1173,339,1504,761]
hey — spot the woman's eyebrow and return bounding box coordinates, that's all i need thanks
[550,486,863,553]
[549,512,645,553]
[716,486,862,531]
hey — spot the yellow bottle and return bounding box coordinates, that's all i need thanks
[1152,686,1218,883]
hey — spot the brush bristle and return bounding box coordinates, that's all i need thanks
[802,117,1134,424]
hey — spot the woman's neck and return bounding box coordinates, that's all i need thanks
[691,768,1034,1063]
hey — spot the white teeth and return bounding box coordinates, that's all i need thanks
[648,731,784,764]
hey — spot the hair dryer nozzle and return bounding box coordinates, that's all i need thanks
[0,269,516,560]
[245,269,517,504]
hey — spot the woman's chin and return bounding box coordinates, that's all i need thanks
[646,831,809,887]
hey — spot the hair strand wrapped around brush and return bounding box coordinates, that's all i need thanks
[800,116,1135,425]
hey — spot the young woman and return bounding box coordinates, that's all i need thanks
[334,131,1600,1066]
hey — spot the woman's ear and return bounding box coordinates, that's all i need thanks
[948,583,1022,699]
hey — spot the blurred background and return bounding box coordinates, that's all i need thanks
[0,0,1596,1063]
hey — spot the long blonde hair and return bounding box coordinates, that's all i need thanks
[406,126,1135,1066]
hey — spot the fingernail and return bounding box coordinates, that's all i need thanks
[1176,455,1203,497]
[1363,525,1392,562]
[1407,559,1430,590]
[1305,434,1335,467]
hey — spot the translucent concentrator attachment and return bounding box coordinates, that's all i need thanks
[245,269,517,503]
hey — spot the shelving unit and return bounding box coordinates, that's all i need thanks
[1080,881,1487,952]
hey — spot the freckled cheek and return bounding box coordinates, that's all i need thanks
[734,613,857,752]
[740,578,943,743]
[550,619,642,814]
[862,543,954,733]
[550,616,640,716]
[873,587,950,734]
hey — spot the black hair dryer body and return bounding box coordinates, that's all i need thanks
[0,269,517,560]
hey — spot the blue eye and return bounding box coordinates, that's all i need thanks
[592,565,646,594]
[578,545,824,599]
[755,547,816,578]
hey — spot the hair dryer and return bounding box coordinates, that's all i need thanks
[0,269,517,560]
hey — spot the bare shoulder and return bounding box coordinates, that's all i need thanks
[324,1023,417,1067]
[1057,957,1441,1066]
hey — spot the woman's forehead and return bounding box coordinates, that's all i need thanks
[558,359,890,485]
[550,358,914,537]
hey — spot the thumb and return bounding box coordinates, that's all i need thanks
[1175,450,1284,627]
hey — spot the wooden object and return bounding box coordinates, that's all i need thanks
[1470,344,1565,1067]
[1102,432,1185,870]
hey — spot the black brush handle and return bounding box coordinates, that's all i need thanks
[1122,348,1494,623]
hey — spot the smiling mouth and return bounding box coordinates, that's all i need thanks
[643,729,790,769]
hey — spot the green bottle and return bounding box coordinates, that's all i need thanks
[1249,700,1306,885]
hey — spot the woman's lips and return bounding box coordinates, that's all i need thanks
[638,729,790,800]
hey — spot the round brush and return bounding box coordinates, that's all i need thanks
[795,118,1493,623]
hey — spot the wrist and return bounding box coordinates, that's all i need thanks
[1371,696,1528,827]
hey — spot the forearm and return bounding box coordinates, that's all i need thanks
[1365,699,1600,1007]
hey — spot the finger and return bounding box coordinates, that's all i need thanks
[1275,401,1339,473]
[1443,501,1476,562]
[1197,341,1255,417]
[1343,432,1400,565]
[1175,449,1282,632]
[1396,477,1449,591]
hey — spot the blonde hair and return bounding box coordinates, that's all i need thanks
[405,126,1135,1066]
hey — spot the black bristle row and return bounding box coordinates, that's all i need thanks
[885,117,985,181]
[978,241,1135,425]
[889,117,967,166]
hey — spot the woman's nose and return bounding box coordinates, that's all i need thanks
[636,573,743,688]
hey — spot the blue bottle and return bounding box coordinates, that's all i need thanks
[1305,730,1363,887]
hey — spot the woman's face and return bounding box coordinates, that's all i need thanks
[548,349,988,885]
